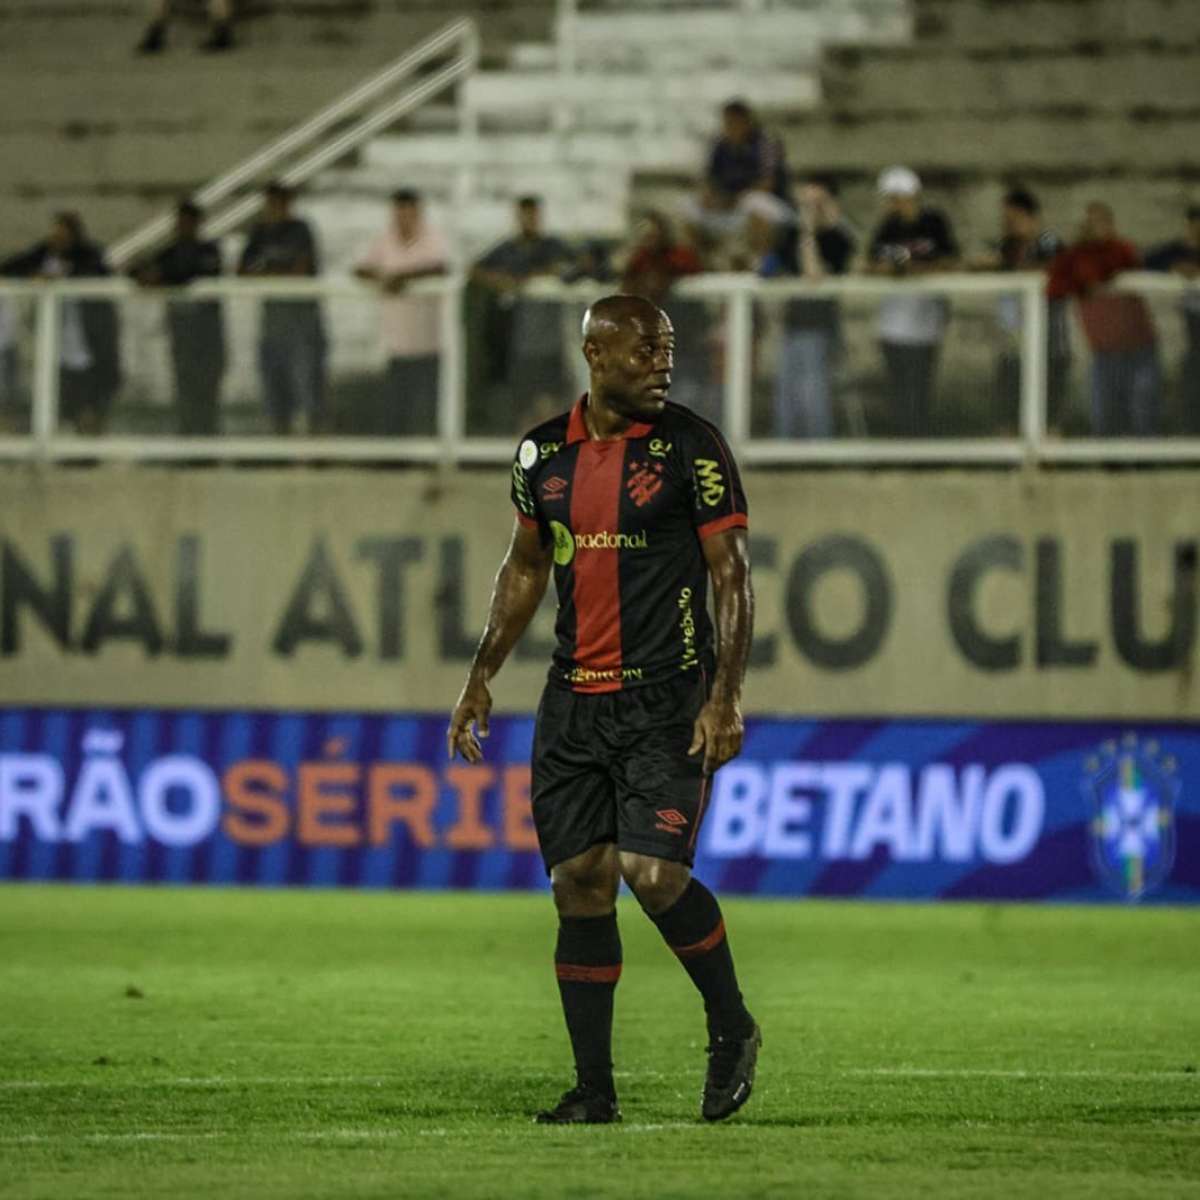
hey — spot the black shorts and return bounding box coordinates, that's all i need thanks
[531,671,712,873]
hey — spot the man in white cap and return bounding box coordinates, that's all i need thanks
[868,166,960,435]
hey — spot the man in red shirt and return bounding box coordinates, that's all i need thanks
[1047,202,1161,436]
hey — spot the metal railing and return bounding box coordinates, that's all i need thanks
[0,271,1198,465]
[108,19,481,272]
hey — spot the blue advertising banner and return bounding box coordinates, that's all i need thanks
[0,708,1196,903]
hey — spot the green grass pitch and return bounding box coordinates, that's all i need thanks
[1,885,1198,1199]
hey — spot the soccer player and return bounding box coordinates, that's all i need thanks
[447,294,759,1124]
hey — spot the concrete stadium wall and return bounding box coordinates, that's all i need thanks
[0,466,1195,720]
[638,0,1200,250]
[0,0,554,248]
[3,0,1198,255]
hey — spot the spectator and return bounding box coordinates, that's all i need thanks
[238,182,327,435]
[622,211,715,417]
[1145,204,1200,432]
[1048,202,1160,436]
[622,211,702,305]
[563,239,615,285]
[759,175,856,438]
[971,187,1070,429]
[472,197,573,426]
[0,213,121,436]
[687,100,792,258]
[137,0,234,53]
[354,189,449,436]
[868,166,960,435]
[133,200,226,436]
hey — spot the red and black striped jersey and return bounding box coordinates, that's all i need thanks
[511,396,748,693]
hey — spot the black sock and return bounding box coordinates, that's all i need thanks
[554,912,621,1098]
[649,879,753,1038]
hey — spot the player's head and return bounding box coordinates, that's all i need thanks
[1002,187,1040,239]
[175,199,202,239]
[581,294,674,421]
[516,195,542,238]
[391,188,421,239]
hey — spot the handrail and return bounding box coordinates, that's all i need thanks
[3,271,1198,468]
[2,269,1192,300]
[108,18,480,270]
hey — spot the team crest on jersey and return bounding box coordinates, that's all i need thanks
[1083,734,1179,901]
[626,459,665,508]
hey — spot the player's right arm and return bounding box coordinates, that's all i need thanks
[447,518,553,763]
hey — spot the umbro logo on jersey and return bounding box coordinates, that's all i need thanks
[541,476,568,500]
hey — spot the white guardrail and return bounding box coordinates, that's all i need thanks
[0,271,1198,466]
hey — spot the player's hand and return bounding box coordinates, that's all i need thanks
[688,696,744,775]
[447,676,492,763]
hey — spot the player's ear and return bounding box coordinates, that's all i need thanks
[582,337,601,369]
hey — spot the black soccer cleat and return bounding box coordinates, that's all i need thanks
[702,1020,762,1121]
[534,1084,621,1125]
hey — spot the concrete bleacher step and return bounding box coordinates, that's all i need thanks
[556,7,909,62]
[914,0,1200,50]
[823,47,1200,115]
[464,70,820,127]
[361,132,699,174]
[774,109,1197,173]
[0,2,554,64]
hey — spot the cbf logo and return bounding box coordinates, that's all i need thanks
[1084,734,1179,901]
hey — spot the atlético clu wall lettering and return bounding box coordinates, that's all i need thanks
[0,531,1194,672]
[0,470,1195,717]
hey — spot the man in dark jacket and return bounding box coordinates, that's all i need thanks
[0,213,121,435]
[1145,205,1200,431]
[238,182,327,435]
[134,200,227,435]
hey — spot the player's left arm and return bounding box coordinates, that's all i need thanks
[690,528,754,775]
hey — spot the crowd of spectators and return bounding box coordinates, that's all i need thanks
[1,96,1198,440]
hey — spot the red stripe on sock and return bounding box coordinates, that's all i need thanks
[555,963,623,984]
[671,919,726,960]
[568,441,627,692]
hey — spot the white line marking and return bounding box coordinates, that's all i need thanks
[845,1068,1197,1080]
[0,1075,394,1091]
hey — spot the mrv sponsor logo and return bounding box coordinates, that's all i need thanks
[706,761,1044,864]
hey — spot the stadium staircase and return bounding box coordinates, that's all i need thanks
[302,0,913,269]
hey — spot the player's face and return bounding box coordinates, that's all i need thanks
[598,318,675,420]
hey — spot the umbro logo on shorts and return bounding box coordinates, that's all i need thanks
[654,808,689,835]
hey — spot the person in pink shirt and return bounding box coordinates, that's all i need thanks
[355,189,449,436]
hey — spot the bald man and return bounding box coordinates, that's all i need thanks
[448,294,760,1124]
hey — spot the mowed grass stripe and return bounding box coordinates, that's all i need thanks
[0,885,1198,1200]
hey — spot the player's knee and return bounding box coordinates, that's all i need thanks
[550,846,618,915]
[620,854,689,915]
